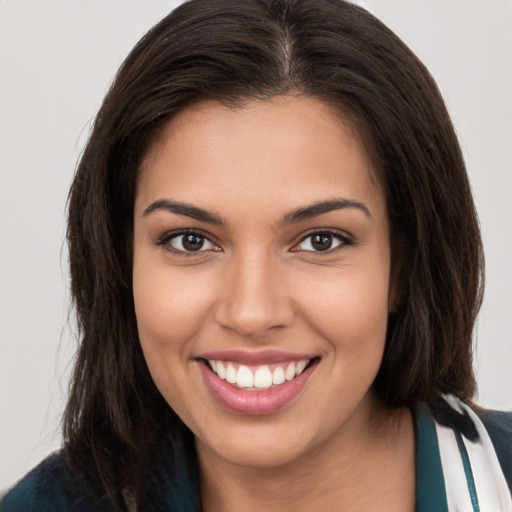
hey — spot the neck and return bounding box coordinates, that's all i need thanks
[197,396,415,512]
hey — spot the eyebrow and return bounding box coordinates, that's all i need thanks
[142,197,371,226]
[280,198,371,225]
[143,199,227,226]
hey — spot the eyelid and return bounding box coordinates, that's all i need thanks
[291,229,353,253]
[155,228,221,254]
[154,227,352,255]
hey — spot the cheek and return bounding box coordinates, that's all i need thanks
[132,262,218,425]
[292,262,391,418]
[295,258,391,357]
[132,261,215,359]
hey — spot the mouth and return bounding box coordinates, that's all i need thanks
[204,358,313,390]
[197,353,320,415]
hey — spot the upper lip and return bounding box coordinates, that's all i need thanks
[198,350,316,365]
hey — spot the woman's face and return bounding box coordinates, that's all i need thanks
[133,96,394,469]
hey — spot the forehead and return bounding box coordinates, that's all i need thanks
[136,95,384,219]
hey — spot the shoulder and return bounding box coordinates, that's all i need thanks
[473,405,512,487]
[0,452,108,512]
[1,437,201,512]
[434,400,512,490]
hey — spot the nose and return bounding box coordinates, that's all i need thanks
[214,250,295,339]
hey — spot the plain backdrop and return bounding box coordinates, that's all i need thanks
[1,0,511,492]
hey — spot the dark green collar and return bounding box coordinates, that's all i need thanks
[414,402,449,511]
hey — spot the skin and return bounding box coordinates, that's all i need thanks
[133,95,415,511]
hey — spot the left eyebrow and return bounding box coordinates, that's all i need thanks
[279,198,371,226]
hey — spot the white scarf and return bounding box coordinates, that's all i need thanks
[435,396,512,511]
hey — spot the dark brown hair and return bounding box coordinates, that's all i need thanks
[64,0,484,507]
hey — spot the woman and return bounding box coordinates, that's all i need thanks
[2,0,511,510]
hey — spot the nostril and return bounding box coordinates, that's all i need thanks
[214,288,296,337]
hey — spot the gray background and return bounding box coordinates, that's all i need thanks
[1,0,511,492]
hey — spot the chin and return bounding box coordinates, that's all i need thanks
[193,408,338,472]
[197,432,310,470]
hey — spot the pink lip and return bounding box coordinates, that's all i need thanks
[199,349,314,365]
[198,358,319,415]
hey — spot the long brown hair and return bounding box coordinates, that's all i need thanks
[64,0,484,507]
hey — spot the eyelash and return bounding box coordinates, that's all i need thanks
[155,228,353,256]
[293,229,353,253]
[155,229,219,256]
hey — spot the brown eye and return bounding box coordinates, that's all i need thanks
[311,234,334,251]
[295,231,350,253]
[165,232,218,253]
[181,234,204,251]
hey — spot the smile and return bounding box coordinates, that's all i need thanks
[207,359,310,390]
[198,353,319,415]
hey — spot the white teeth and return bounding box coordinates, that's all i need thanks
[272,366,285,385]
[284,362,296,381]
[254,367,273,389]
[226,364,237,384]
[295,360,307,376]
[216,361,226,379]
[237,365,254,388]
[206,359,311,388]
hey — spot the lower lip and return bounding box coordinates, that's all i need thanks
[198,360,318,415]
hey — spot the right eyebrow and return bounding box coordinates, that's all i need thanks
[142,199,227,226]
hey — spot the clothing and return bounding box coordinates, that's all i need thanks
[416,399,512,511]
[2,399,511,511]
